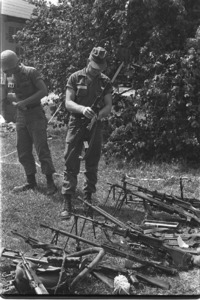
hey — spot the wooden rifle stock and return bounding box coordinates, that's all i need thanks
[131,190,200,226]
[121,180,200,218]
[135,186,200,218]
[91,262,170,290]
[20,252,49,295]
[77,198,193,270]
[40,223,177,275]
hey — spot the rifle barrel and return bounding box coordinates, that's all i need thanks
[120,181,200,217]
[76,198,193,270]
[40,224,177,275]
[40,223,98,247]
[130,191,200,225]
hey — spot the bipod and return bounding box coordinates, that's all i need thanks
[63,214,81,252]
[76,198,194,271]
[39,223,178,275]
[78,207,96,239]
[104,178,144,217]
[103,183,124,217]
[113,176,128,217]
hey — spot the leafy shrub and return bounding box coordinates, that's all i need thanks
[14,0,200,162]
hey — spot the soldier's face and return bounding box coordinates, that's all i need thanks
[3,64,20,76]
[87,61,105,78]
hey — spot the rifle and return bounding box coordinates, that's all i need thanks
[77,198,193,270]
[131,190,200,226]
[0,247,80,269]
[11,229,40,246]
[11,229,64,252]
[19,252,49,294]
[107,182,200,225]
[80,61,124,160]
[89,62,124,116]
[91,261,170,290]
[128,183,200,218]
[0,248,49,266]
[40,223,178,275]
[65,62,124,163]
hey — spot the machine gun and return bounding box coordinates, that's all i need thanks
[76,198,194,271]
[127,182,200,218]
[11,229,64,254]
[105,180,200,225]
[130,190,200,226]
[40,223,178,275]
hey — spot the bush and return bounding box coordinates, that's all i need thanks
[14,0,200,162]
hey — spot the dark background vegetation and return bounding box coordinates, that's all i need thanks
[14,0,200,163]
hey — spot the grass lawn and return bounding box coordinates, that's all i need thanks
[0,125,200,296]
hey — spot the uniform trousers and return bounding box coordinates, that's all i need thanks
[62,117,102,195]
[16,106,55,176]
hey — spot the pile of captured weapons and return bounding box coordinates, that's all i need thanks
[1,175,200,295]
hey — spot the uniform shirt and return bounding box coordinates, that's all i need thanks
[0,70,7,117]
[67,68,113,110]
[0,70,7,100]
[7,63,43,101]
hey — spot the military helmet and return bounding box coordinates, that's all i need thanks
[1,50,19,72]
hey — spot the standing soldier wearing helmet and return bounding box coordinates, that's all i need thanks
[60,46,113,219]
[0,50,57,195]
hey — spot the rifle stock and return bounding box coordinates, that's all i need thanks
[0,248,49,266]
[91,262,170,290]
[131,191,200,225]
[102,243,177,275]
[135,273,170,290]
[122,181,200,218]
[20,252,49,295]
[108,181,200,221]
[77,198,193,270]
[40,223,178,275]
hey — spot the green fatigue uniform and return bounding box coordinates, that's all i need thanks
[9,64,55,177]
[61,68,113,196]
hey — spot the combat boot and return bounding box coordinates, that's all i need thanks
[83,192,92,203]
[13,174,37,193]
[83,192,92,215]
[46,174,57,195]
[60,194,72,220]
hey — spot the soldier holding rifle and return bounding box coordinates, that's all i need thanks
[61,47,113,219]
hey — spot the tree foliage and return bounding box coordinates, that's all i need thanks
[14,0,200,162]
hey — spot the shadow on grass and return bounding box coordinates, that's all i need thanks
[98,204,146,225]
[71,190,146,225]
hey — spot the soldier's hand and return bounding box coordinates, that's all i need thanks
[7,93,17,105]
[87,115,98,130]
[13,101,27,111]
[82,107,96,119]
[193,255,200,267]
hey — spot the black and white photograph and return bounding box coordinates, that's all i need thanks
[0,0,200,298]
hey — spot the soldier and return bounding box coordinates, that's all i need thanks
[60,46,113,219]
[0,50,57,195]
